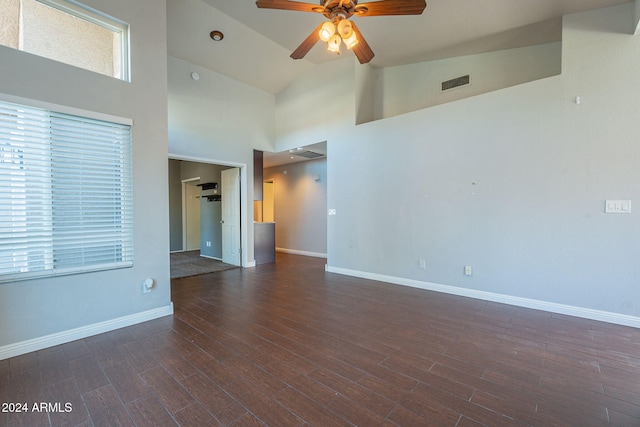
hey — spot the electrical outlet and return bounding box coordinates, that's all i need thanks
[605,200,631,214]
[419,259,426,269]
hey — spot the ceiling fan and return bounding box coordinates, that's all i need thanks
[255,0,427,64]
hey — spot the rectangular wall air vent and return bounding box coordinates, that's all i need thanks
[442,74,470,91]
[293,150,324,159]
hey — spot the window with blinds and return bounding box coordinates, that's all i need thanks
[0,99,133,283]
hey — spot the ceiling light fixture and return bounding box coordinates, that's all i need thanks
[210,30,224,41]
[327,34,342,54]
[319,16,358,55]
[337,19,353,39]
[319,21,335,42]
[338,18,358,49]
[342,31,358,49]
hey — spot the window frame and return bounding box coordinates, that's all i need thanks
[0,93,134,283]
[35,0,131,82]
[3,0,131,82]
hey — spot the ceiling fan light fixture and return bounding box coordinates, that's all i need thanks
[319,21,336,42]
[337,18,353,39]
[327,34,342,54]
[258,0,427,64]
[342,31,358,49]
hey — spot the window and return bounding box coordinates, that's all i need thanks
[0,97,133,283]
[0,0,130,81]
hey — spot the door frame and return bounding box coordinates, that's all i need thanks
[170,154,250,267]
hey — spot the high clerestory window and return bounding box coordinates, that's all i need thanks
[0,97,133,283]
[0,0,130,81]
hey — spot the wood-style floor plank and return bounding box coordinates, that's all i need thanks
[82,385,136,427]
[125,395,178,427]
[3,253,640,426]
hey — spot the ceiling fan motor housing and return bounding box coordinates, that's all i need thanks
[321,0,360,19]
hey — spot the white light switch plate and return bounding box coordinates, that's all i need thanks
[605,200,631,214]
[328,209,336,216]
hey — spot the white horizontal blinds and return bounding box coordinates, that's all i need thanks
[49,111,133,271]
[0,100,133,282]
[0,104,54,276]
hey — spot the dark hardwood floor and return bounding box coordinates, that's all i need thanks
[3,253,640,426]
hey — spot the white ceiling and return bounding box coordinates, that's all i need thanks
[168,0,631,95]
[167,0,631,166]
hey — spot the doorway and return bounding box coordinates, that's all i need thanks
[262,180,274,223]
[170,156,248,267]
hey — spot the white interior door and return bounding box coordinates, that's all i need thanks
[184,182,200,251]
[221,167,241,265]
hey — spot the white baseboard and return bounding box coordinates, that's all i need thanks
[276,247,327,259]
[0,303,174,361]
[326,266,640,329]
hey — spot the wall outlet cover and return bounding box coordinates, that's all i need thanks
[605,200,631,214]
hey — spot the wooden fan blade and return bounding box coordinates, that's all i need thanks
[290,22,324,60]
[355,0,426,17]
[256,0,324,13]
[350,22,374,64]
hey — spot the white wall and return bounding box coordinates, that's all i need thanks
[168,56,275,160]
[264,159,328,257]
[375,42,561,119]
[635,0,640,34]
[167,56,276,263]
[355,62,375,125]
[0,0,171,356]
[278,3,640,324]
[275,58,356,151]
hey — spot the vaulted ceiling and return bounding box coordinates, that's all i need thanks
[167,0,631,94]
